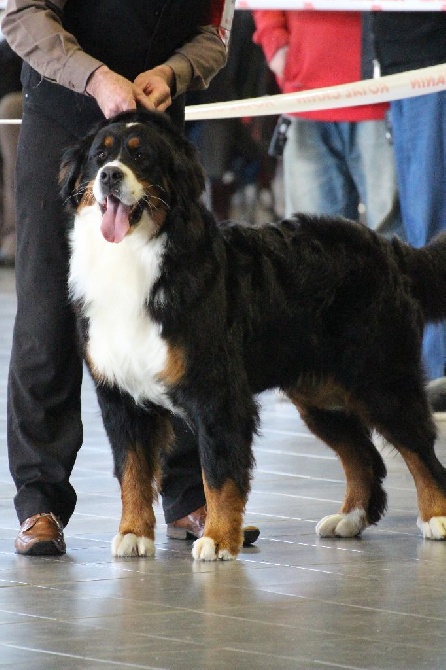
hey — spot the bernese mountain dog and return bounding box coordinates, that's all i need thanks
[59,109,446,561]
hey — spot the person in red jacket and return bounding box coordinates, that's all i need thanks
[253,11,402,239]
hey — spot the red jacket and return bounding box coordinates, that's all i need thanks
[253,11,388,122]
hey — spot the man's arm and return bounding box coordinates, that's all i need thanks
[1,1,228,97]
[1,0,103,93]
[167,26,228,97]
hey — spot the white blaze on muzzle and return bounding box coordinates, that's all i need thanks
[94,160,144,244]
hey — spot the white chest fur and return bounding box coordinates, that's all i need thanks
[69,205,174,409]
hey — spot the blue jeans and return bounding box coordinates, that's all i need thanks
[390,92,446,380]
[283,117,403,239]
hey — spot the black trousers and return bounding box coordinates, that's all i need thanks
[8,90,204,527]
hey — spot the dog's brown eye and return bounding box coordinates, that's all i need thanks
[96,150,107,161]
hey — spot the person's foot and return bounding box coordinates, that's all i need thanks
[167,506,260,546]
[15,513,66,556]
[167,506,207,540]
[426,376,446,416]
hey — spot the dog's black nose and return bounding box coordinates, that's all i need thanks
[100,166,124,190]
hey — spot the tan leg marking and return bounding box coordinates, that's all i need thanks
[113,417,172,557]
[398,448,446,521]
[288,390,372,517]
[288,391,371,537]
[119,447,157,540]
[337,445,374,515]
[312,443,370,537]
[203,477,245,557]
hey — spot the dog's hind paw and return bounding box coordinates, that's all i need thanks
[192,536,237,561]
[417,516,446,539]
[111,533,155,557]
[316,509,366,538]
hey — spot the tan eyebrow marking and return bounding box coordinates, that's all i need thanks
[128,137,140,149]
[104,135,114,148]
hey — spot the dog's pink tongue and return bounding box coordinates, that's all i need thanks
[100,196,131,243]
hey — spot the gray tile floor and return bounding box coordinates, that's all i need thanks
[1,266,446,669]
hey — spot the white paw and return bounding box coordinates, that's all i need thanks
[192,537,237,562]
[417,516,446,540]
[192,537,217,561]
[316,508,366,538]
[111,533,155,557]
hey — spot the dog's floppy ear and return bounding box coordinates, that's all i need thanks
[59,120,105,210]
[171,133,206,202]
[59,136,92,210]
[152,118,206,206]
[163,133,205,207]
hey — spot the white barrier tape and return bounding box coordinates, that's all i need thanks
[185,63,446,121]
[236,0,446,9]
[1,64,446,125]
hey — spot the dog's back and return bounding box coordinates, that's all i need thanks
[214,215,446,397]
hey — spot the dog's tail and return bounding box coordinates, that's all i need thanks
[393,232,446,322]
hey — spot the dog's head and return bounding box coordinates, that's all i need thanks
[59,110,205,242]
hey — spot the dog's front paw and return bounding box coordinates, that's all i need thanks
[192,537,218,561]
[417,516,446,539]
[192,536,237,561]
[111,532,155,557]
[316,509,366,538]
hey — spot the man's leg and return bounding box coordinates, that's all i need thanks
[9,102,83,533]
[161,417,206,525]
[0,92,22,264]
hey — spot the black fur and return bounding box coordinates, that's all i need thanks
[61,109,446,558]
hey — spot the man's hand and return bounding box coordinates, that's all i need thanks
[134,65,175,112]
[86,65,156,118]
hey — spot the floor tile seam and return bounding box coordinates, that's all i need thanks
[1,605,446,653]
[247,490,342,503]
[0,644,166,669]
[0,614,216,648]
[261,537,364,553]
[257,428,318,438]
[255,448,337,460]
[255,469,344,483]
[255,590,446,622]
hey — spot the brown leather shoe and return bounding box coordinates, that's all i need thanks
[15,513,66,556]
[167,506,260,546]
[167,506,207,540]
